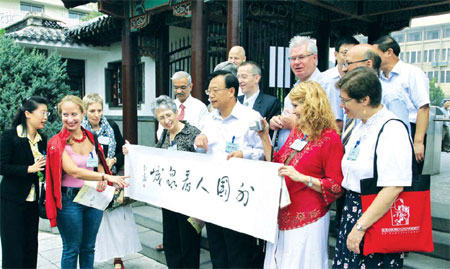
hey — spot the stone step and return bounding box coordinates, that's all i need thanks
[133,204,210,250]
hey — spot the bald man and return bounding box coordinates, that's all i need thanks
[342,44,410,132]
[228,46,246,67]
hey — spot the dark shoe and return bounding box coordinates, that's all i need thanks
[156,243,164,252]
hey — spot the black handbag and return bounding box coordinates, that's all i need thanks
[38,182,48,219]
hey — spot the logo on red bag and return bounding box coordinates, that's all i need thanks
[390,198,410,226]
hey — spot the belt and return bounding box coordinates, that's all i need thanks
[61,186,81,196]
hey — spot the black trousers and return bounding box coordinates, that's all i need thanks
[410,122,427,175]
[206,222,258,268]
[162,208,200,268]
[1,198,39,269]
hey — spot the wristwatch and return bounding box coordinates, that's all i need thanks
[356,223,366,231]
[308,176,313,187]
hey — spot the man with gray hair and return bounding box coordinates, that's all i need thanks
[270,35,342,147]
[156,71,209,139]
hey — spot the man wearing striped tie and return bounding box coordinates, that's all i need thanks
[156,71,209,140]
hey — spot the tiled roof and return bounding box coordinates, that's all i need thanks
[5,15,77,45]
[64,15,122,46]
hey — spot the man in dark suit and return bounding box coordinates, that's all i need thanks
[237,61,281,122]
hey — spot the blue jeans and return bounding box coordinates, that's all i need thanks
[57,187,103,269]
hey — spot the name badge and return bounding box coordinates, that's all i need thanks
[168,144,178,151]
[347,147,360,161]
[290,139,308,151]
[225,142,240,153]
[98,136,110,145]
[86,152,98,167]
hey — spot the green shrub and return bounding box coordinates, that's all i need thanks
[0,36,75,137]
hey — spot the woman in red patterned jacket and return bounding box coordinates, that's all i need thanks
[258,81,344,268]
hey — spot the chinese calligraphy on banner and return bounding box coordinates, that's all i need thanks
[124,145,282,243]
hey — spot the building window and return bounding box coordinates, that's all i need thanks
[417,51,421,63]
[406,52,410,63]
[399,52,404,61]
[424,50,428,62]
[444,28,450,38]
[20,2,43,13]
[427,72,433,81]
[441,71,446,83]
[429,50,434,62]
[434,71,439,81]
[68,10,87,20]
[443,49,447,61]
[411,51,416,64]
[435,49,440,62]
[392,34,404,43]
[407,32,421,42]
[426,30,440,40]
[105,61,144,107]
[446,71,450,83]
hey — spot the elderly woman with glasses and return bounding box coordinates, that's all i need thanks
[257,81,344,268]
[81,93,141,269]
[332,67,412,268]
[0,96,49,268]
[123,95,201,268]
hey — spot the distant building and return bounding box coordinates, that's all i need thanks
[391,16,450,97]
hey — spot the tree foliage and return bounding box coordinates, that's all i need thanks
[429,78,445,107]
[0,36,75,137]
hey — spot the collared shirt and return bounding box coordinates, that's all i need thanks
[157,95,209,140]
[243,89,260,109]
[341,107,412,193]
[201,101,264,160]
[17,125,43,202]
[380,79,411,134]
[278,68,343,148]
[379,60,430,123]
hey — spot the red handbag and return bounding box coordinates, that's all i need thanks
[360,119,434,256]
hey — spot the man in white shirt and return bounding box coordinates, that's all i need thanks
[373,36,430,172]
[269,35,342,148]
[342,44,410,134]
[195,70,264,268]
[156,71,209,140]
[323,35,359,80]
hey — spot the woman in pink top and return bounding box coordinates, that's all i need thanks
[46,95,128,269]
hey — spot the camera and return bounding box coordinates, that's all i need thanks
[249,119,265,131]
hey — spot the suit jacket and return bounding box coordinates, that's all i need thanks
[238,92,281,121]
[0,128,47,203]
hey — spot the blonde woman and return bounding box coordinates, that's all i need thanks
[46,95,128,269]
[81,93,141,269]
[258,81,344,268]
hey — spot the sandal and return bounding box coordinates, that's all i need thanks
[156,243,164,252]
[114,259,124,269]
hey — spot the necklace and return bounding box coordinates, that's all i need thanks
[72,131,87,143]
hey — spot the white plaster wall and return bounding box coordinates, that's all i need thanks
[17,40,157,117]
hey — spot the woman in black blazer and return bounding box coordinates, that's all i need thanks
[0,96,49,268]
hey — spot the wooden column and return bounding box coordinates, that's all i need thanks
[227,0,240,53]
[317,21,330,72]
[191,0,206,102]
[122,4,138,143]
[156,24,169,97]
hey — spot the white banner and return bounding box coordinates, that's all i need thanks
[124,145,282,243]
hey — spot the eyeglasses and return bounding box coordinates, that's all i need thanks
[338,50,349,56]
[205,88,229,96]
[342,59,369,68]
[35,111,50,117]
[340,96,353,104]
[288,53,314,62]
